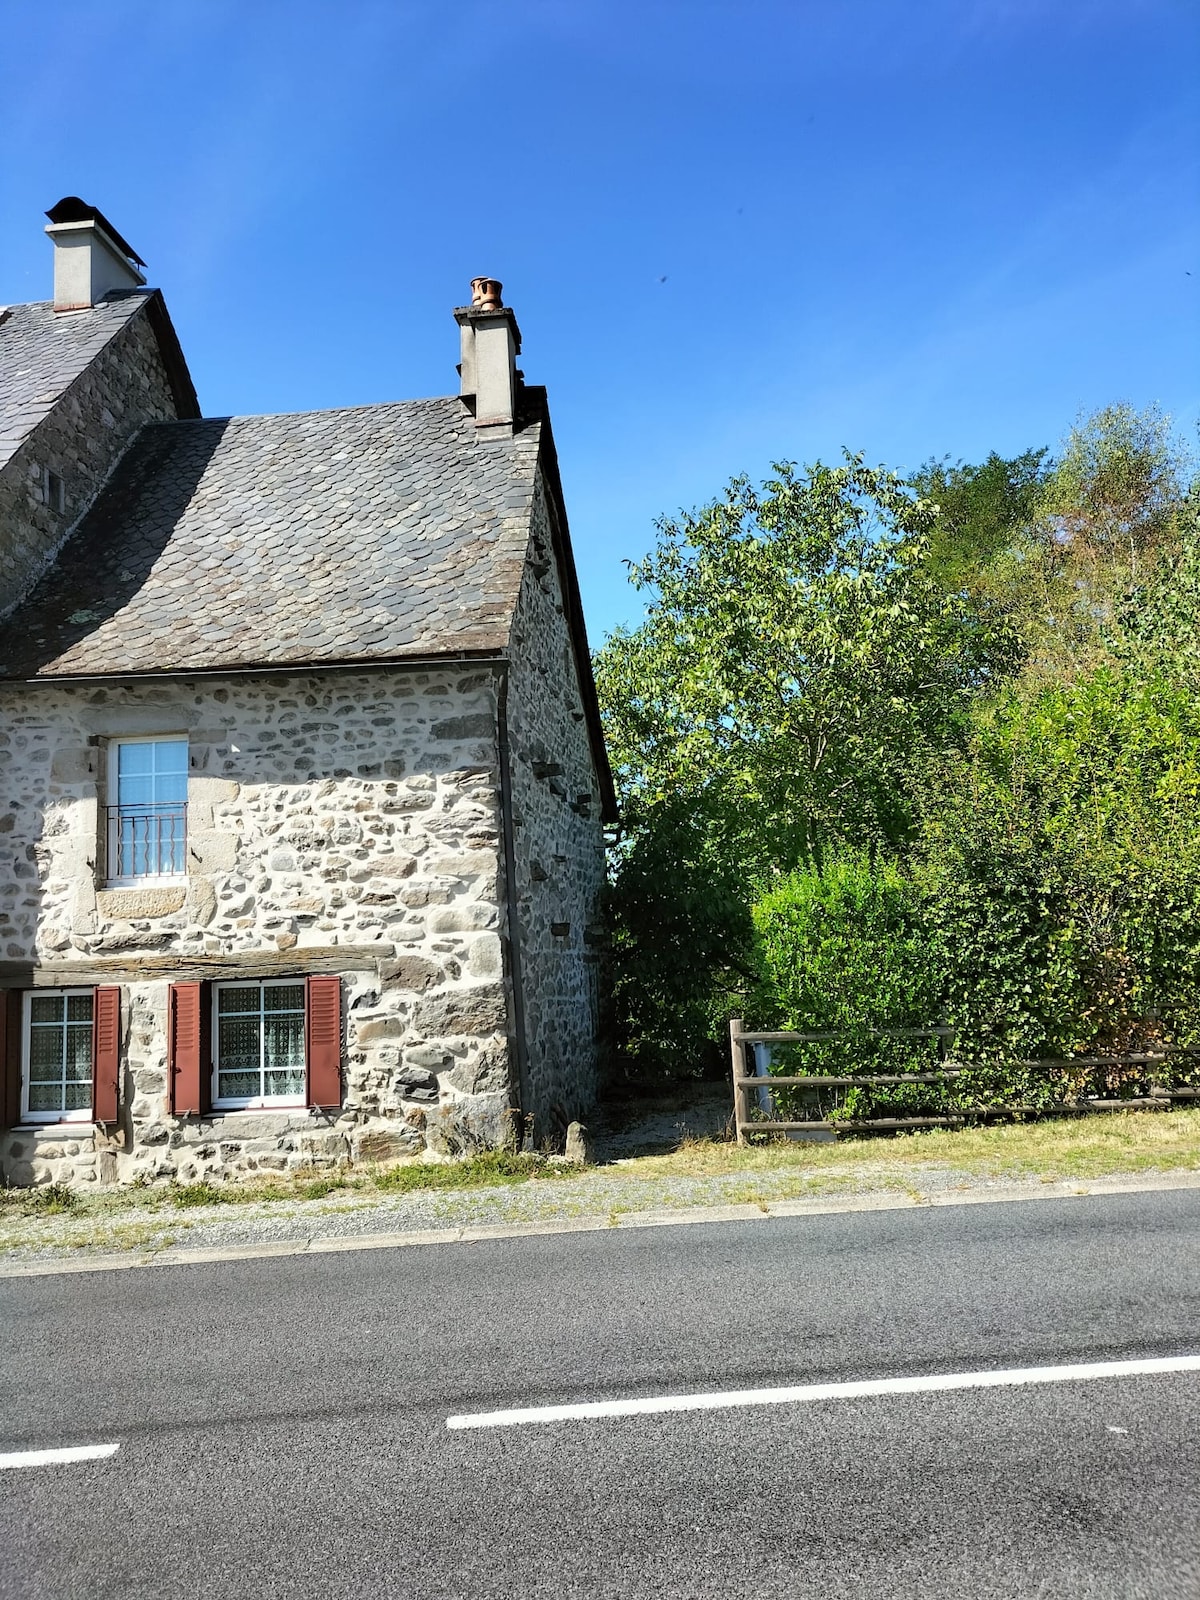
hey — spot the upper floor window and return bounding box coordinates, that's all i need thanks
[106,737,187,883]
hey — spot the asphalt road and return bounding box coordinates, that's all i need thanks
[2,1190,1199,1599]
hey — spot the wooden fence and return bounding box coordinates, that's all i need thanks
[728,1017,1200,1145]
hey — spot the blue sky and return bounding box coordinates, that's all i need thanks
[3,0,1197,644]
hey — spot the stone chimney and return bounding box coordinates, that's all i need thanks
[44,197,147,312]
[454,278,522,438]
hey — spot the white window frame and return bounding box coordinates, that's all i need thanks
[21,988,94,1125]
[106,735,189,887]
[211,979,308,1112]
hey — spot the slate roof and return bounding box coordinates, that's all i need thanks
[0,396,544,680]
[0,295,149,473]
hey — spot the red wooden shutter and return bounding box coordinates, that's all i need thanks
[0,991,21,1131]
[305,976,342,1110]
[92,986,121,1123]
[169,981,210,1115]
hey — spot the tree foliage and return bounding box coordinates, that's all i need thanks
[597,406,1199,1083]
[911,447,1049,601]
[598,455,1019,869]
[1043,402,1187,579]
[596,456,1021,1074]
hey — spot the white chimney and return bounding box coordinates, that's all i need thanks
[44,196,147,312]
[454,278,522,438]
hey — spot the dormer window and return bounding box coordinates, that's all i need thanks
[106,737,188,884]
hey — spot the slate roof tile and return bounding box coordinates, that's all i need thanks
[0,395,542,679]
[0,296,148,472]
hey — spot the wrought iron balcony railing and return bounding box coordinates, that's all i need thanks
[106,803,187,881]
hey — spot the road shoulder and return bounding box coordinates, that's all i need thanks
[3,1167,1199,1278]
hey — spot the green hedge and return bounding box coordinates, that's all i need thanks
[748,671,1200,1121]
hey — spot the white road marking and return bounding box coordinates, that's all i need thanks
[0,1443,120,1470]
[446,1354,1200,1430]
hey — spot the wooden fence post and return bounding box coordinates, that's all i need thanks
[729,1017,745,1145]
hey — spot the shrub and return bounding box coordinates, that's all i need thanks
[751,854,938,1038]
[923,670,1200,1066]
[746,670,1200,1119]
[749,856,949,1118]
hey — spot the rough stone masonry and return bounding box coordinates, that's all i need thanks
[0,628,604,1186]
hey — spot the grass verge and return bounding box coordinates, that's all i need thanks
[0,1150,581,1224]
[631,1106,1200,1183]
[1,1109,1198,1256]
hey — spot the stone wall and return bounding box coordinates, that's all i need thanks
[0,666,522,1186]
[0,303,180,616]
[505,472,607,1138]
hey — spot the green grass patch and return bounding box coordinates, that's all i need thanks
[372,1150,580,1193]
[0,1182,79,1216]
[157,1171,364,1209]
[0,1153,583,1227]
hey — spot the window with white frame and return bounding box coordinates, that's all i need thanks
[107,737,188,882]
[23,990,93,1123]
[213,981,307,1109]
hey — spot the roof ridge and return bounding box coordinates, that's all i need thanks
[137,395,467,426]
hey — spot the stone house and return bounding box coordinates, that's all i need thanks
[0,199,615,1188]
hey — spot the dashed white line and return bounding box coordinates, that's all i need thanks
[446,1354,1200,1430]
[0,1443,120,1470]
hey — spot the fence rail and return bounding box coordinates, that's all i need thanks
[728,1017,1200,1144]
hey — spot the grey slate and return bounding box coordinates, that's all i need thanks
[0,397,542,679]
[0,295,147,470]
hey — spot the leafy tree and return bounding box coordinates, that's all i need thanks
[1043,402,1188,581]
[603,792,753,1078]
[596,414,1200,1085]
[1027,404,1193,680]
[596,455,1019,1073]
[911,447,1049,600]
[915,410,1194,683]
[598,455,1019,871]
[1114,492,1200,683]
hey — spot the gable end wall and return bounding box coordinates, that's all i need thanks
[0,306,180,617]
[505,470,607,1139]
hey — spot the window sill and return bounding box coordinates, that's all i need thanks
[104,876,188,890]
[96,884,187,921]
[212,1100,308,1114]
[14,1121,96,1139]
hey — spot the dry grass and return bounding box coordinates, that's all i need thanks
[627,1107,1200,1184]
[0,1216,192,1256]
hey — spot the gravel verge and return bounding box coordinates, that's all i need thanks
[5,1159,1200,1266]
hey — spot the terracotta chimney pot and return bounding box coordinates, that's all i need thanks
[470,277,503,311]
